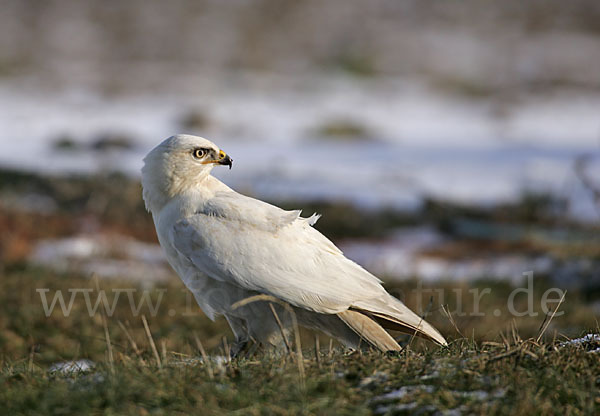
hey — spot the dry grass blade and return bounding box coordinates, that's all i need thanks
[230,294,283,311]
[161,340,167,364]
[536,290,567,344]
[314,335,321,369]
[510,320,521,345]
[222,336,231,363]
[499,330,510,349]
[141,315,162,369]
[28,345,35,374]
[117,320,146,365]
[408,296,433,348]
[522,349,539,360]
[481,341,504,348]
[194,331,214,380]
[442,304,463,338]
[269,303,292,354]
[488,347,521,363]
[93,275,114,373]
[290,318,304,388]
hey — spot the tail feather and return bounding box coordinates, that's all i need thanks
[361,309,447,346]
[352,295,448,346]
[337,310,402,351]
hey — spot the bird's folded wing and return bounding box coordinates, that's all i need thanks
[169,192,385,314]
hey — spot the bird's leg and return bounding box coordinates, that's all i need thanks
[225,314,252,358]
[230,338,258,358]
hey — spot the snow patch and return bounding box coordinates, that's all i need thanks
[560,334,600,353]
[1,80,600,220]
[29,234,173,283]
[49,359,95,374]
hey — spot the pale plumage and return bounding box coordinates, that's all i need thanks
[142,134,447,352]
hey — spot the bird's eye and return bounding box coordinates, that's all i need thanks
[193,148,206,159]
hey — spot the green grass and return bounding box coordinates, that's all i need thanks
[1,267,599,414]
[2,336,599,415]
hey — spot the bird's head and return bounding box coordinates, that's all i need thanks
[142,134,233,212]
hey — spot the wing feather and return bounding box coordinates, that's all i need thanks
[170,192,384,314]
[337,310,402,351]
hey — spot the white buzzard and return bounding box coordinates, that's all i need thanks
[142,134,446,353]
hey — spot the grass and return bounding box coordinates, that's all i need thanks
[1,169,599,414]
[2,331,599,415]
[1,266,599,415]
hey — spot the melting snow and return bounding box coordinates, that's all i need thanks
[49,359,95,374]
[29,234,173,282]
[377,385,436,401]
[339,227,554,282]
[1,79,600,220]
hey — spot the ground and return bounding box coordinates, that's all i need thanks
[1,267,599,415]
[0,170,599,415]
[2,1,600,413]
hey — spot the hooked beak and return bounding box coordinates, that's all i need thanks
[217,150,233,170]
[201,150,233,169]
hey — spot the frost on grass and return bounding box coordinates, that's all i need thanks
[560,334,600,352]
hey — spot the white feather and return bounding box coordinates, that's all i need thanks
[142,134,447,349]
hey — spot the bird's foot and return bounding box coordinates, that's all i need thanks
[230,338,256,359]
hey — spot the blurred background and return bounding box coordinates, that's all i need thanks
[1,0,600,360]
